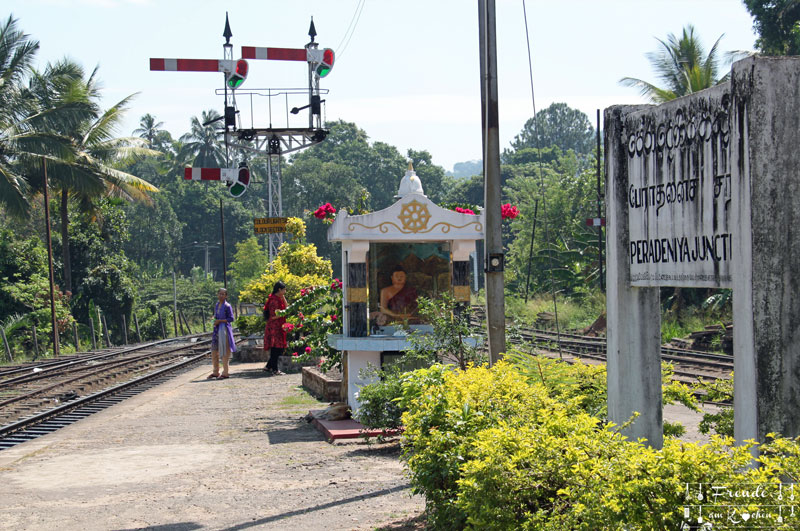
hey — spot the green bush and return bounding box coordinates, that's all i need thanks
[354,365,406,430]
[235,314,264,337]
[399,362,800,530]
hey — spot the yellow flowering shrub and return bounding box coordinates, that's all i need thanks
[400,362,800,530]
[239,241,332,303]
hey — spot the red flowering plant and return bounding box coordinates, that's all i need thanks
[442,202,480,216]
[501,203,520,220]
[311,202,337,224]
[276,277,343,372]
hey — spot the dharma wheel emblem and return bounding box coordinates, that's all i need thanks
[398,200,431,233]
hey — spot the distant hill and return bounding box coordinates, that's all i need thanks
[447,160,482,179]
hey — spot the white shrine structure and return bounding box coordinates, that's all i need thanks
[327,164,484,409]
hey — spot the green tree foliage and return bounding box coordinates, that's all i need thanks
[620,24,730,102]
[0,229,73,355]
[504,148,600,295]
[229,236,268,301]
[123,193,181,274]
[506,102,595,157]
[0,16,92,218]
[179,109,226,168]
[743,0,800,55]
[20,58,158,293]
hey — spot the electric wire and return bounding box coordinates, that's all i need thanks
[335,0,366,60]
[522,0,563,359]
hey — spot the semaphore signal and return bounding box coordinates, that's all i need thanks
[149,12,333,259]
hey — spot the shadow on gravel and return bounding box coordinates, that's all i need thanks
[220,484,412,530]
[113,523,202,531]
[242,417,323,444]
[341,440,403,458]
[372,513,427,530]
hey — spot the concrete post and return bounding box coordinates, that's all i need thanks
[605,106,663,449]
[479,0,505,365]
[731,56,800,444]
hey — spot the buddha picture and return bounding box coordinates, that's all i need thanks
[369,242,450,326]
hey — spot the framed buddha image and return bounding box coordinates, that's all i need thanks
[368,242,451,326]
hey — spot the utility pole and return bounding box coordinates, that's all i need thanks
[42,159,60,358]
[479,0,505,364]
[596,109,605,292]
[172,270,179,336]
[220,198,228,290]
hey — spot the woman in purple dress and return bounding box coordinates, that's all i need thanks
[210,288,236,379]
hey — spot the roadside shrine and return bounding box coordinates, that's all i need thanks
[605,56,800,450]
[326,164,484,409]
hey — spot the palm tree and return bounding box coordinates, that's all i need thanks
[620,25,729,103]
[0,16,84,218]
[25,60,158,292]
[179,110,227,168]
[133,113,164,148]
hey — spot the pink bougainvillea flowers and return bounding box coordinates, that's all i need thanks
[501,203,520,220]
[313,202,337,223]
[455,206,476,215]
[282,323,295,332]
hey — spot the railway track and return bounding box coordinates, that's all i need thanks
[0,334,221,450]
[470,312,733,384]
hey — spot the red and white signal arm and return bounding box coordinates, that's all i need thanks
[184,167,250,198]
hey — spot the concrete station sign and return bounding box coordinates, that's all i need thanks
[624,84,732,288]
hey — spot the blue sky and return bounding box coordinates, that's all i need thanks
[6,0,758,171]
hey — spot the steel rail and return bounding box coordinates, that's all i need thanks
[0,340,211,408]
[0,351,208,439]
[0,334,211,386]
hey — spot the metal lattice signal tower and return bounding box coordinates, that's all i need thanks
[149,14,333,261]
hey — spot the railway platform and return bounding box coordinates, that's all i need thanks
[0,362,423,531]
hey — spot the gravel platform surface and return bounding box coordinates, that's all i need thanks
[0,362,423,531]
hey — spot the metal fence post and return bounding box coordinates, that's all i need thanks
[32,322,40,359]
[102,314,111,347]
[133,313,142,343]
[1,327,12,362]
[180,310,192,335]
[72,322,80,352]
[89,316,97,350]
[158,310,167,339]
[121,315,128,345]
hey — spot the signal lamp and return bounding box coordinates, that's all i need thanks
[316,48,334,78]
[226,59,249,89]
[229,166,250,198]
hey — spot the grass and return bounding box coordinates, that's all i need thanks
[475,288,732,348]
[500,291,606,331]
[278,386,323,408]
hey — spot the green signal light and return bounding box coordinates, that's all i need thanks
[229,183,246,197]
[227,77,245,88]
[316,48,334,78]
[225,59,248,89]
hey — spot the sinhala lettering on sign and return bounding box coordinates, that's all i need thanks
[624,85,733,288]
